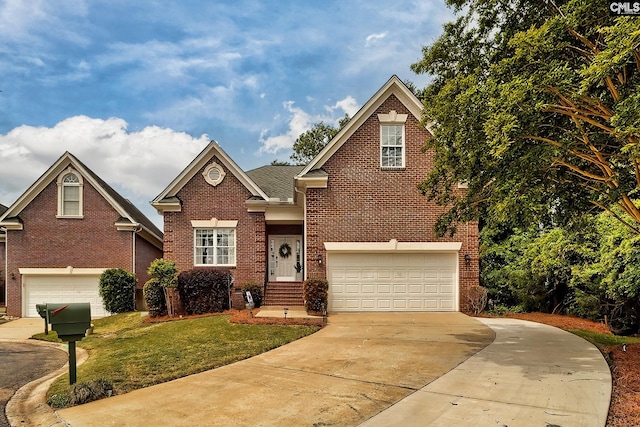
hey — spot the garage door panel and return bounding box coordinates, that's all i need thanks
[24,275,107,318]
[361,285,376,294]
[408,284,423,294]
[393,284,407,293]
[377,284,391,293]
[328,252,458,312]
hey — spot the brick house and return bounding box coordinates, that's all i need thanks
[152,76,479,312]
[0,152,163,317]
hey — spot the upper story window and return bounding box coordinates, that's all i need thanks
[57,167,83,218]
[192,219,238,267]
[378,110,408,169]
[203,162,226,186]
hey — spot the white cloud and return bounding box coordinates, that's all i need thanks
[258,102,312,155]
[331,96,360,118]
[365,32,388,47]
[0,116,210,225]
[258,96,361,155]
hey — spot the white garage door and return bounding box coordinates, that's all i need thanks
[24,274,107,318]
[327,252,458,312]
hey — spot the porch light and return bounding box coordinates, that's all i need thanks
[464,253,471,264]
[284,307,289,319]
[316,254,323,264]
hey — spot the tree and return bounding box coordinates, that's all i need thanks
[412,0,640,235]
[290,114,350,165]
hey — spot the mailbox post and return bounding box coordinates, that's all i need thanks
[47,302,92,385]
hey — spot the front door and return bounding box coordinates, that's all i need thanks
[269,235,302,281]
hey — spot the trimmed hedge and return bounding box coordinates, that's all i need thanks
[177,268,232,314]
[143,278,167,317]
[98,268,136,314]
[241,282,263,308]
[303,278,329,313]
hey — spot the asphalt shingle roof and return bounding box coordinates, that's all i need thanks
[246,165,305,201]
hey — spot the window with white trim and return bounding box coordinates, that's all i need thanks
[194,228,236,266]
[378,110,408,168]
[56,168,83,218]
[380,124,404,167]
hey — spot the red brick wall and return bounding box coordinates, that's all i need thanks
[162,156,266,308]
[135,236,162,288]
[5,179,153,317]
[304,94,479,312]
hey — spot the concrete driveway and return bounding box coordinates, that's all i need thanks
[56,313,493,426]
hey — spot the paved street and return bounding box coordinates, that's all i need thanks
[0,341,67,427]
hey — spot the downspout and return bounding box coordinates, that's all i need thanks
[1,227,6,307]
[132,225,142,309]
[293,185,307,281]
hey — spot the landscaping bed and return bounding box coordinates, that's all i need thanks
[502,312,640,427]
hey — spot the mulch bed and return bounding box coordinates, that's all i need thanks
[501,312,640,427]
[142,308,325,327]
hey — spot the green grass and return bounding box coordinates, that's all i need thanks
[37,313,320,405]
[568,329,640,349]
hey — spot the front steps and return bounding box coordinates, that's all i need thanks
[263,281,304,306]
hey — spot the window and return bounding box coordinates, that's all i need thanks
[380,125,404,167]
[202,162,226,186]
[56,168,83,218]
[378,110,408,168]
[194,228,236,266]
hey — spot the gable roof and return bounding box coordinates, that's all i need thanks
[0,203,6,217]
[246,165,304,201]
[152,140,269,213]
[298,75,429,177]
[0,152,162,246]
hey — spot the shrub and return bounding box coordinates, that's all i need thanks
[241,282,263,308]
[177,268,232,314]
[47,393,70,409]
[303,278,328,313]
[147,258,178,288]
[467,285,488,315]
[143,278,167,317]
[69,378,113,406]
[98,268,136,314]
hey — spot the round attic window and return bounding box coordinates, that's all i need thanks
[203,163,226,186]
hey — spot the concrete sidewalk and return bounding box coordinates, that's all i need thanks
[360,317,611,427]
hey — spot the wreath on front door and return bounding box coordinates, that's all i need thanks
[278,242,292,258]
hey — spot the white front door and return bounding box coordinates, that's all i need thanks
[269,235,302,281]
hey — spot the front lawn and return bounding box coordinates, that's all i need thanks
[36,312,320,407]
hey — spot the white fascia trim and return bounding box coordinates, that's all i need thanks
[151,200,182,214]
[19,267,107,276]
[264,205,304,223]
[324,240,462,253]
[191,219,238,228]
[116,221,141,231]
[0,221,23,230]
[294,175,328,190]
[245,199,267,213]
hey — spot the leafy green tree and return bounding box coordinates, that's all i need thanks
[412,0,640,235]
[290,115,350,165]
[99,268,136,314]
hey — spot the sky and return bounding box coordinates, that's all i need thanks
[0,0,455,228]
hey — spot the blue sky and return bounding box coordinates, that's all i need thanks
[0,0,454,227]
